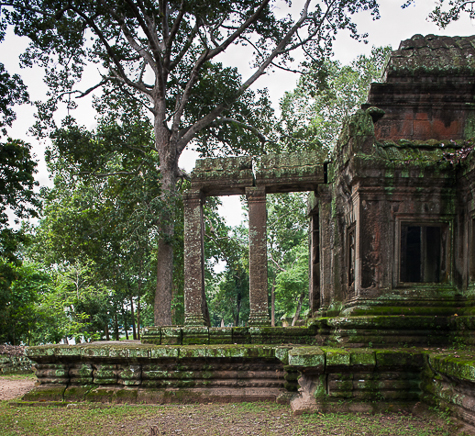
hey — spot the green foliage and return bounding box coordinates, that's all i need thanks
[267,192,309,325]
[0,138,39,344]
[274,243,309,320]
[275,46,391,155]
[0,24,29,137]
[0,64,29,137]
[0,139,38,231]
[2,0,380,145]
[28,114,165,339]
[206,223,250,327]
[403,0,473,29]
[0,261,50,345]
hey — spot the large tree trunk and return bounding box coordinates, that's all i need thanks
[271,278,276,327]
[129,293,136,340]
[155,234,174,325]
[154,127,179,326]
[291,292,305,326]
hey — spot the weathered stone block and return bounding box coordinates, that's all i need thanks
[254,152,325,193]
[375,349,423,370]
[93,364,118,385]
[161,327,183,345]
[322,348,350,370]
[141,327,161,344]
[63,386,94,402]
[209,327,233,345]
[182,327,209,345]
[118,364,141,386]
[69,363,93,384]
[191,156,254,195]
[178,346,208,359]
[149,346,180,359]
[288,347,324,369]
[232,327,250,344]
[22,385,66,402]
[349,349,376,369]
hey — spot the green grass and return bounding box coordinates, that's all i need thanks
[0,373,35,381]
[0,401,467,436]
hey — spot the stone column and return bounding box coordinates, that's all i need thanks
[318,185,332,310]
[183,189,209,326]
[309,206,320,316]
[246,186,270,326]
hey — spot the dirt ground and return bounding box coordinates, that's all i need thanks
[0,376,35,401]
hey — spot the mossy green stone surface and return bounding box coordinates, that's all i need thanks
[288,347,324,368]
[321,348,350,368]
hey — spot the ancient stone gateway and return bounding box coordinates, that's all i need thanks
[23,35,475,431]
[183,153,325,327]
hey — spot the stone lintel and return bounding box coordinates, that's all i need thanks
[190,156,254,196]
[190,152,327,196]
[254,152,325,193]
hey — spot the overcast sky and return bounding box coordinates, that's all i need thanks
[1,0,475,226]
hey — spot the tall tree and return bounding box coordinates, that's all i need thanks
[31,115,163,335]
[2,0,380,325]
[0,24,39,343]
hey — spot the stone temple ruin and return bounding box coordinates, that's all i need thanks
[23,35,475,429]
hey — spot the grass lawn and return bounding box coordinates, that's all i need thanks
[0,400,468,436]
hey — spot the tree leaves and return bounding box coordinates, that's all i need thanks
[276,46,391,155]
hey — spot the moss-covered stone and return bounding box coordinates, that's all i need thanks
[141,327,161,345]
[428,353,475,382]
[349,349,376,369]
[63,386,94,402]
[182,327,209,345]
[149,346,180,358]
[232,327,250,344]
[22,385,66,402]
[161,327,183,345]
[288,347,324,369]
[375,349,424,369]
[322,348,350,369]
[208,327,233,345]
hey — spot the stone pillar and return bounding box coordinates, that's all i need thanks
[183,189,209,326]
[318,185,333,310]
[246,186,270,326]
[309,206,320,316]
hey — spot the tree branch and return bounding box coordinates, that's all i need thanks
[210,117,268,144]
[176,0,313,151]
[204,0,271,61]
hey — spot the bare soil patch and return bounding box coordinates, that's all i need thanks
[0,376,35,401]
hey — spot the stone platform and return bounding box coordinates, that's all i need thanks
[22,342,475,431]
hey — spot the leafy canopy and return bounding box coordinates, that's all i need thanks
[2,0,380,154]
[276,45,391,156]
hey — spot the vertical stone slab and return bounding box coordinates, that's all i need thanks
[184,189,209,326]
[318,185,333,310]
[309,202,320,316]
[246,186,270,326]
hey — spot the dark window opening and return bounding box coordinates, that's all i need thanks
[348,225,356,289]
[470,218,475,283]
[400,224,447,283]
